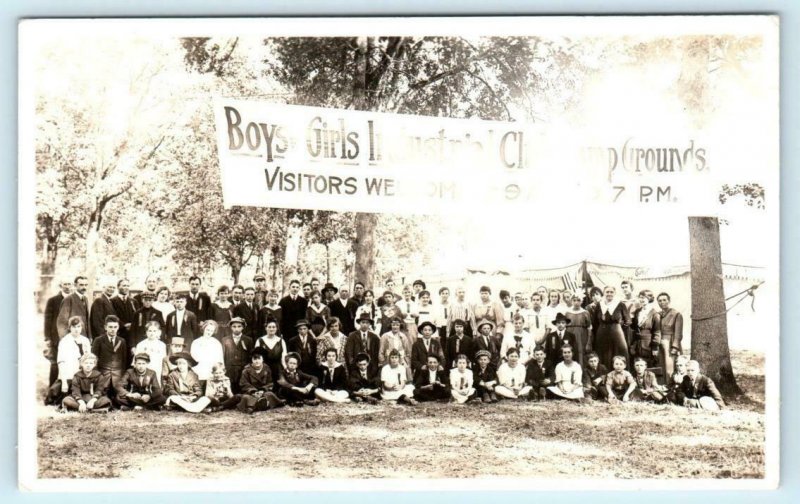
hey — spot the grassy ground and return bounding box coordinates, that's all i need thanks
[35,350,765,480]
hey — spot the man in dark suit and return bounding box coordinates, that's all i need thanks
[286,320,318,377]
[328,284,358,335]
[185,275,212,323]
[114,353,166,410]
[233,287,259,339]
[56,276,90,339]
[348,352,381,403]
[134,274,160,307]
[343,314,380,376]
[412,354,450,402]
[278,280,307,340]
[525,347,554,401]
[43,278,73,386]
[446,324,475,369]
[91,315,128,399]
[253,274,268,310]
[411,321,445,376]
[473,319,501,368]
[129,292,165,347]
[544,313,578,365]
[679,360,725,410]
[90,278,118,341]
[165,294,200,345]
[111,278,138,352]
[220,317,253,393]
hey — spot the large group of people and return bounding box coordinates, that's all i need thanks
[42,274,725,414]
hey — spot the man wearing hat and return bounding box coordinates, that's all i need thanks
[238,347,284,413]
[474,319,501,368]
[321,282,338,305]
[278,279,308,340]
[221,317,253,393]
[287,319,318,377]
[348,352,381,403]
[253,273,269,310]
[544,313,578,365]
[115,353,166,410]
[129,291,165,348]
[344,313,380,376]
[328,284,358,335]
[186,276,212,323]
[277,352,320,406]
[411,321,445,377]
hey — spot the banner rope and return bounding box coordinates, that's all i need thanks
[691,281,764,322]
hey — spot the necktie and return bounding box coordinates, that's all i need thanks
[535,315,540,329]
[425,339,430,352]
[406,302,410,313]
[362,333,367,350]
[362,371,367,379]
[455,338,461,354]
[460,376,465,389]
[444,307,448,319]
[329,368,334,383]
[75,339,84,356]
[514,336,522,350]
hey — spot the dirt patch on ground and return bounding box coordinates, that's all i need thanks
[35,351,766,480]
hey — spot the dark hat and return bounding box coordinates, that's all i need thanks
[476,319,495,332]
[355,313,373,324]
[285,351,302,364]
[141,292,156,300]
[417,321,437,333]
[453,318,467,328]
[253,273,267,281]
[552,313,571,325]
[354,352,371,364]
[169,352,197,367]
[474,349,492,360]
[322,283,338,294]
[250,346,269,360]
[229,317,247,327]
[295,319,310,329]
[133,352,151,363]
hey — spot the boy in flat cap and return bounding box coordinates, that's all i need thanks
[473,349,499,403]
[277,352,320,407]
[287,319,318,377]
[130,292,165,347]
[62,352,112,413]
[115,353,166,410]
[237,347,284,413]
[348,352,381,403]
[221,317,253,393]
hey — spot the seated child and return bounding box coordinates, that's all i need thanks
[62,352,112,413]
[115,352,166,410]
[604,355,636,403]
[449,354,476,404]
[473,349,498,403]
[582,352,608,401]
[667,354,689,404]
[413,354,450,402]
[316,348,351,403]
[238,347,284,414]
[277,352,320,407]
[525,345,553,401]
[547,345,584,401]
[630,357,666,403]
[164,352,209,413]
[495,347,532,400]
[205,362,241,412]
[134,321,167,384]
[679,360,725,411]
[348,352,382,404]
[380,349,417,405]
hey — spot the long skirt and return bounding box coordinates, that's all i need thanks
[381,385,415,401]
[451,388,476,403]
[595,322,628,370]
[548,384,585,400]
[168,394,211,413]
[315,388,351,403]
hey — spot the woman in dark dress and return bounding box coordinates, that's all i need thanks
[210,285,234,340]
[589,286,631,371]
[254,319,287,388]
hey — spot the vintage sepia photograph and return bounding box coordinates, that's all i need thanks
[18,16,779,491]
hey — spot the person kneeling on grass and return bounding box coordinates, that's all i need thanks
[678,360,725,411]
[605,355,636,403]
[449,354,476,404]
[237,347,284,414]
[62,352,112,413]
[630,357,666,403]
[164,352,208,413]
[473,349,498,403]
[316,348,350,403]
[582,352,608,401]
[348,352,382,404]
[525,345,553,401]
[205,362,241,412]
[495,347,532,400]
[380,349,417,405]
[115,353,166,411]
[547,345,584,401]
[413,354,450,402]
[277,352,320,407]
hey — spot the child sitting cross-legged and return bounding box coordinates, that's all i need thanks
[62,352,112,413]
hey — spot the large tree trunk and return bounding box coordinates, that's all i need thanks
[352,36,378,290]
[688,216,741,396]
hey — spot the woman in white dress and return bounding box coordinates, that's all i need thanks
[378,317,413,380]
[495,347,532,400]
[51,316,92,403]
[133,321,167,384]
[190,320,224,381]
[548,345,584,400]
[354,290,381,336]
[152,286,175,321]
[380,349,417,404]
[449,354,476,404]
